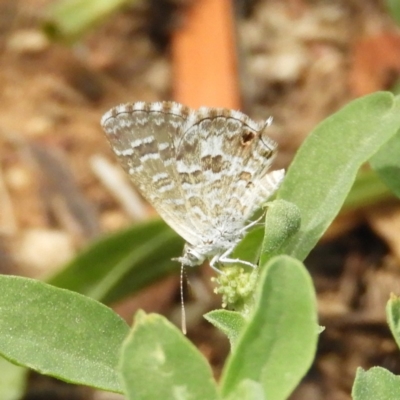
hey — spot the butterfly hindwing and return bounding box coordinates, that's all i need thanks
[101,102,201,244]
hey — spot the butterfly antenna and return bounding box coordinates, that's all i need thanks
[180,263,187,335]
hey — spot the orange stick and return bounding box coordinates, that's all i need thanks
[172,0,240,109]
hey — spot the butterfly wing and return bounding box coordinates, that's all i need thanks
[175,108,282,235]
[101,102,201,244]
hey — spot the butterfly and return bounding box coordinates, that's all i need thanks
[101,101,284,272]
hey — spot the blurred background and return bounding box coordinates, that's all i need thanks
[1,0,400,399]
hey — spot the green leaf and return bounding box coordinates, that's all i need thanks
[48,219,183,304]
[231,226,264,265]
[43,0,131,43]
[370,129,400,199]
[352,367,400,400]
[0,357,27,400]
[231,202,296,268]
[119,311,219,400]
[277,92,400,260]
[386,294,400,350]
[0,275,129,393]
[260,199,301,264]
[342,168,392,211]
[386,0,400,26]
[204,310,246,348]
[223,380,266,400]
[220,255,319,400]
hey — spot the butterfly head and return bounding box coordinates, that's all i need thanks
[173,243,207,267]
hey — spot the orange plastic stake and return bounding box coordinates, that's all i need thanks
[172,0,240,109]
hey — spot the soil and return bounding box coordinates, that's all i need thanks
[1,0,400,399]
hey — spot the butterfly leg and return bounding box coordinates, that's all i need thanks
[211,215,265,269]
[239,213,265,234]
[216,246,258,269]
[208,257,225,274]
[220,256,258,269]
[209,214,265,271]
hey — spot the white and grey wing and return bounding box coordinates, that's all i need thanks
[101,101,201,244]
[176,107,283,233]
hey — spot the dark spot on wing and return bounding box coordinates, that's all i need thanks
[241,130,255,145]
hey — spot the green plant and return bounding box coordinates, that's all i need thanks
[43,0,132,43]
[1,91,400,399]
[352,295,400,400]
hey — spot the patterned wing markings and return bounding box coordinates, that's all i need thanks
[176,107,281,241]
[101,101,284,266]
[101,101,201,244]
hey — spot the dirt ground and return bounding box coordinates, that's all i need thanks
[1,0,400,399]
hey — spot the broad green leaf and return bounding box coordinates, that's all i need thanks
[352,367,400,400]
[277,92,400,260]
[220,256,319,400]
[260,199,301,264]
[48,219,183,304]
[386,294,400,350]
[0,276,129,393]
[119,311,219,400]
[223,380,266,400]
[0,357,27,400]
[370,129,400,199]
[204,310,246,348]
[343,168,392,210]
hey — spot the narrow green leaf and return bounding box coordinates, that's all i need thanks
[119,311,219,400]
[48,219,183,304]
[386,294,400,350]
[204,310,246,348]
[230,203,290,268]
[0,276,129,393]
[0,357,27,400]
[43,0,131,42]
[231,226,264,265]
[352,367,400,400]
[370,129,400,198]
[386,0,400,25]
[220,255,319,400]
[277,92,400,260]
